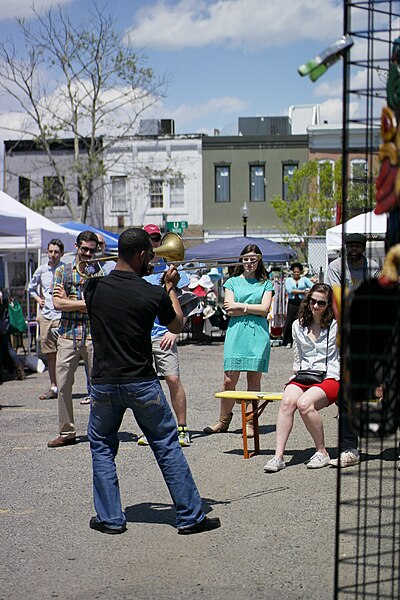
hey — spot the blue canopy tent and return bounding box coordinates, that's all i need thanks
[185,236,296,264]
[60,222,119,252]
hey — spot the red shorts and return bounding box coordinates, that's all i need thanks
[286,378,340,405]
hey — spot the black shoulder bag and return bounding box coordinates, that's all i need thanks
[292,325,330,385]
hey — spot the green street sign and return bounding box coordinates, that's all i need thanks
[166,221,188,234]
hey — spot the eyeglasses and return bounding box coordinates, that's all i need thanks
[150,235,161,242]
[79,246,97,254]
[310,297,327,308]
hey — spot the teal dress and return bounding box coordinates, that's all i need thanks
[223,276,274,372]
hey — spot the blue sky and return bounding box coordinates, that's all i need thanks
[0,0,349,138]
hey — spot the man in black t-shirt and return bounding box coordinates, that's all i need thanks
[84,228,220,536]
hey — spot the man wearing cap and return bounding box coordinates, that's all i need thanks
[140,224,191,447]
[325,233,380,289]
[325,232,380,468]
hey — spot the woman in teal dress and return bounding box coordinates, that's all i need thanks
[204,244,274,437]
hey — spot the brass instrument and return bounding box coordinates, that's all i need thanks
[76,232,185,279]
[76,231,252,279]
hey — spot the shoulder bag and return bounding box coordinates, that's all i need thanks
[292,325,330,385]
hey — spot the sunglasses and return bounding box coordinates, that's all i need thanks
[310,297,327,308]
[79,246,97,254]
[150,235,161,242]
[241,256,260,264]
[145,250,155,260]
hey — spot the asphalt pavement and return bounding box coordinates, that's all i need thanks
[0,342,351,600]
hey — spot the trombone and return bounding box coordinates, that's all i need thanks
[76,232,247,279]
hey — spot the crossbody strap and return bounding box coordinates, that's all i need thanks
[300,323,330,369]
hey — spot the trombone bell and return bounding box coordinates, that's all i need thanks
[152,232,185,262]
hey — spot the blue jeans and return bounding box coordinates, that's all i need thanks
[88,379,205,529]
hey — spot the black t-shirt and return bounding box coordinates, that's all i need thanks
[84,270,176,384]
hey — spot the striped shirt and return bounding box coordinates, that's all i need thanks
[53,260,92,342]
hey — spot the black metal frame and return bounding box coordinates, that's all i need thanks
[335,2,400,599]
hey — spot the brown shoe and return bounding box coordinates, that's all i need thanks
[47,435,77,448]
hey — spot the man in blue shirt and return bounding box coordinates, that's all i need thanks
[140,224,191,447]
[28,238,64,400]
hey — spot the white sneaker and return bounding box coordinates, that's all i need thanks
[329,449,360,468]
[306,451,330,469]
[263,457,286,472]
[137,435,149,446]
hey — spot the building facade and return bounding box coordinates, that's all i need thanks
[102,133,203,234]
[202,128,309,237]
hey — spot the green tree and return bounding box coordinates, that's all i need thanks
[271,158,372,238]
[0,4,167,221]
[271,160,338,237]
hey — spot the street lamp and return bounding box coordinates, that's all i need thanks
[240,202,249,237]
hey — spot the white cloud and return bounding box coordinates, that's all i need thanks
[319,97,364,125]
[126,0,342,51]
[0,1,74,21]
[0,111,37,140]
[169,96,247,129]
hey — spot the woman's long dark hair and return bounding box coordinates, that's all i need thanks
[232,244,269,281]
[298,283,334,329]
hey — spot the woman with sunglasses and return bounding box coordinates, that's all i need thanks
[264,283,340,472]
[204,244,274,437]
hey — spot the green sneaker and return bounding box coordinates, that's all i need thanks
[178,426,191,447]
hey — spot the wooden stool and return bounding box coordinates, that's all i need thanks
[215,391,282,459]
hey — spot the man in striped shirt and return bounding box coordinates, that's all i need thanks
[47,230,99,448]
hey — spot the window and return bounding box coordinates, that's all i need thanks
[170,178,184,208]
[318,160,334,198]
[18,177,30,203]
[350,159,368,191]
[111,176,127,212]
[249,165,265,202]
[282,163,298,200]
[150,178,164,208]
[43,176,65,206]
[215,165,230,203]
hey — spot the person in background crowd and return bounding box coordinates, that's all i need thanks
[281,262,313,348]
[204,244,274,438]
[325,232,380,468]
[47,230,99,448]
[325,233,380,289]
[139,224,191,447]
[28,239,64,400]
[84,227,221,535]
[264,283,340,472]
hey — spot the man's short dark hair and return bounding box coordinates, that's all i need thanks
[118,228,152,261]
[76,230,99,246]
[48,238,64,253]
[345,233,366,246]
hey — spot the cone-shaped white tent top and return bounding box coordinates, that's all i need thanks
[0,190,78,251]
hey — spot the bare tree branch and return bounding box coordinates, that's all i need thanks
[0,2,168,221]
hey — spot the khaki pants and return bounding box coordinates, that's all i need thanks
[56,337,93,437]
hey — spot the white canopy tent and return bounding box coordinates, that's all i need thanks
[0,190,77,252]
[326,210,387,252]
[0,210,29,292]
[0,211,28,238]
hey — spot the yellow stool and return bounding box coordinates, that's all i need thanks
[215,391,282,459]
